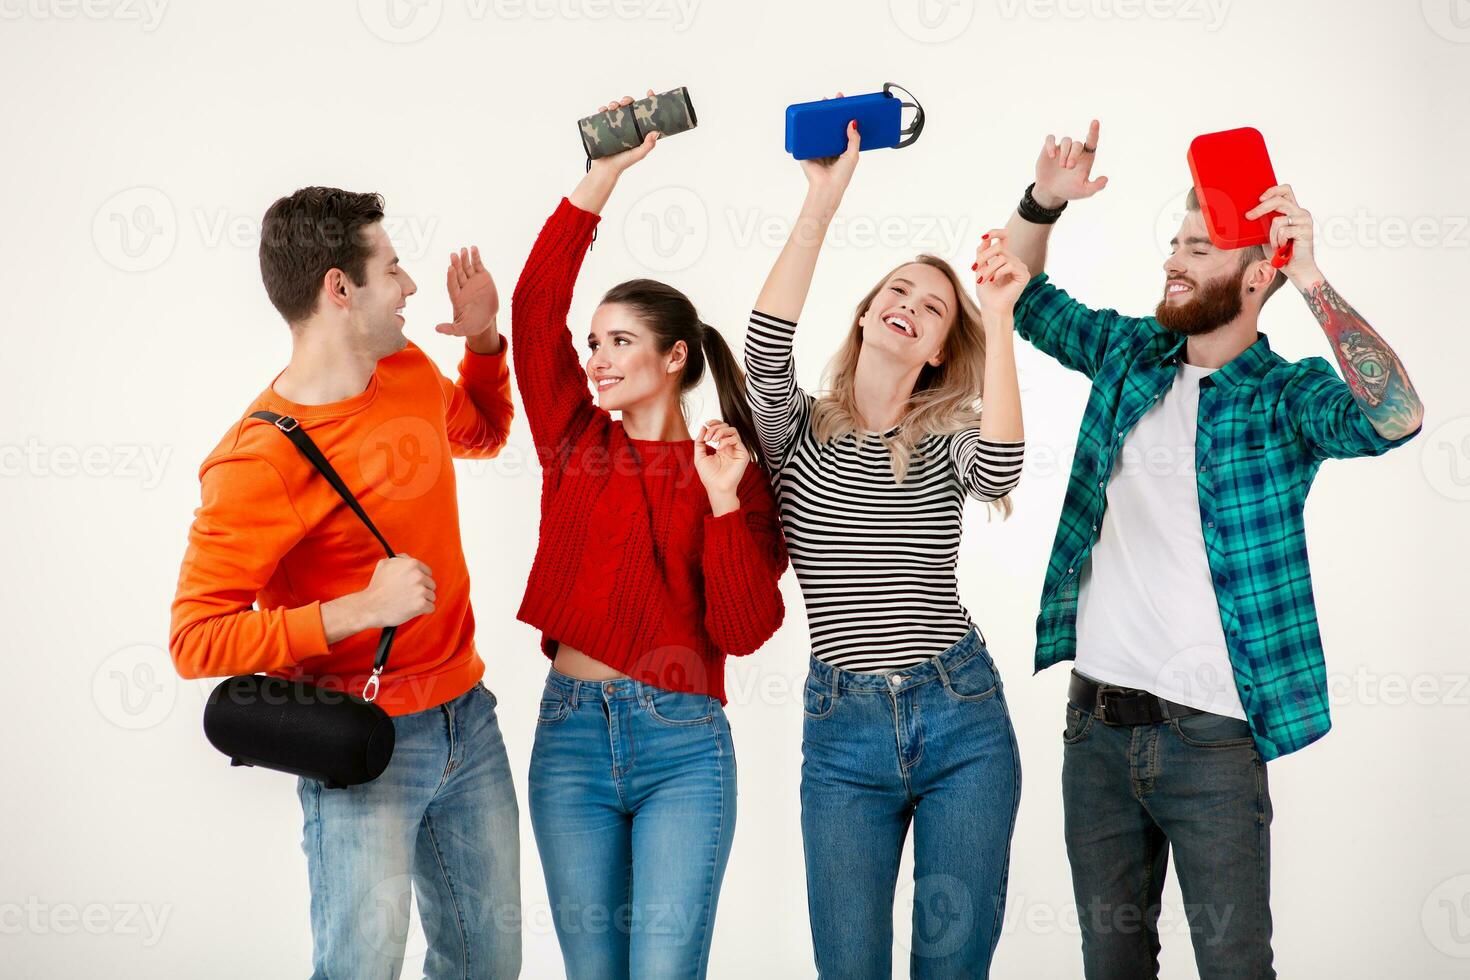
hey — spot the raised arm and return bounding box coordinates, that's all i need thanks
[1245,183,1424,443]
[510,92,659,457]
[1003,119,1109,279]
[755,101,861,320]
[745,106,861,463]
[432,246,514,458]
[950,230,1028,503]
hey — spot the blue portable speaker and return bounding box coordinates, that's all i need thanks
[785,83,926,160]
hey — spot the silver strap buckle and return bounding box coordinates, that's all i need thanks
[362,666,383,703]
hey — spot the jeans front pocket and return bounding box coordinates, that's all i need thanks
[802,673,836,721]
[644,687,716,727]
[537,689,570,726]
[1170,711,1255,749]
[1062,703,1096,744]
[940,649,999,703]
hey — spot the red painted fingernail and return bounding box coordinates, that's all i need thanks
[971,262,978,270]
[982,233,990,240]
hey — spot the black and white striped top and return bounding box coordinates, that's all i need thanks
[744,310,1025,673]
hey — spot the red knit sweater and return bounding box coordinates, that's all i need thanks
[510,197,788,702]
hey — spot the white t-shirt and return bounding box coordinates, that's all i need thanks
[1075,360,1246,719]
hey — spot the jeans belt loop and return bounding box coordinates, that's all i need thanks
[933,656,952,689]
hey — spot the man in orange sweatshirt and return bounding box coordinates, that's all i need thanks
[170,186,520,978]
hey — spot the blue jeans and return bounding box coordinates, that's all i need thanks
[528,667,737,980]
[800,630,1022,979]
[296,681,521,979]
[1062,684,1274,979]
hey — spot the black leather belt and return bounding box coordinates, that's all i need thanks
[1068,671,1207,726]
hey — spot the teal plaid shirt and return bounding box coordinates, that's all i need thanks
[1016,274,1419,760]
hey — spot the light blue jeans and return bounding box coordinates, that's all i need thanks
[800,630,1022,978]
[528,667,737,980]
[296,680,521,979]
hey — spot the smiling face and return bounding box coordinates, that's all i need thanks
[857,262,958,372]
[585,301,686,413]
[1156,208,1255,336]
[343,222,417,357]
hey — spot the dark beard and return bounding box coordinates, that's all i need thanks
[1155,269,1243,336]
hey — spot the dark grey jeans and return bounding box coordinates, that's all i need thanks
[1061,693,1274,980]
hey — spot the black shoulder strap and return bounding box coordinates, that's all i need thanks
[250,410,396,701]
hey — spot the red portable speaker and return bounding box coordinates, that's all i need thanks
[1186,127,1292,267]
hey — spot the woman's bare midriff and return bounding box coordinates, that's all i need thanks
[551,642,629,681]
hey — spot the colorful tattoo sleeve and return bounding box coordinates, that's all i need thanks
[1303,279,1423,438]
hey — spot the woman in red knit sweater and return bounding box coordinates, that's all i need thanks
[511,92,788,979]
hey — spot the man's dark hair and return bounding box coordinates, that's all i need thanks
[259,186,385,323]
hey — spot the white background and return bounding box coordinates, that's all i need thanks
[3,0,1468,976]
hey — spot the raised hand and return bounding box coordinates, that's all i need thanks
[800,93,861,199]
[588,89,660,177]
[1034,118,1109,208]
[692,419,749,515]
[972,229,1031,318]
[1244,183,1320,288]
[435,246,500,350]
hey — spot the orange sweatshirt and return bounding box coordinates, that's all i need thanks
[169,339,513,716]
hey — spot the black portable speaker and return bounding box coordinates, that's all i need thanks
[204,675,396,788]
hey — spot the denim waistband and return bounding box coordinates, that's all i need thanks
[806,629,990,694]
[543,666,708,706]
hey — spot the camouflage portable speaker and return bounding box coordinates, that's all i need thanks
[578,87,697,160]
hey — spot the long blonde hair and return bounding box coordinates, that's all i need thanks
[811,254,1012,516]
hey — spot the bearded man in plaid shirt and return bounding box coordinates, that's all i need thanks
[995,120,1424,980]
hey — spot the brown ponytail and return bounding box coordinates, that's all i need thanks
[600,279,764,464]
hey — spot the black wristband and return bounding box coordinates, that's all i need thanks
[1018,182,1067,225]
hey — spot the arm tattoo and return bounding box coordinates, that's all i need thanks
[1303,279,1423,438]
